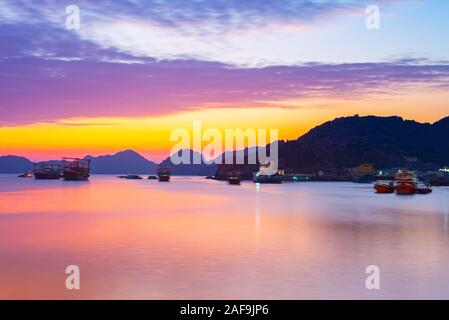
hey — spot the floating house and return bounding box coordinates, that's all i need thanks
[33,162,62,180]
[62,158,91,181]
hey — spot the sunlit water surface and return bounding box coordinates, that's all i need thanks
[0,174,448,299]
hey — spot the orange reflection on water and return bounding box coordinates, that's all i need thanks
[0,176,448,299]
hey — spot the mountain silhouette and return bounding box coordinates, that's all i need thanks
[0,155,34,173]
[278,115,449,172]
[85,150,158,174]
[159,149,217,176]
[1,115,449,174]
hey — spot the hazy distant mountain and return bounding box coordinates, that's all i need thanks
[159,149,217,176]
[279,115,449,173]
[85,150,158,174]
[0,155,33,173]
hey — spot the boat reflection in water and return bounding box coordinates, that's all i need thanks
[62,158,91,181]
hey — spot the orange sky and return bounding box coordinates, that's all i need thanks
[1,87,449,162]
[1,0,449,163]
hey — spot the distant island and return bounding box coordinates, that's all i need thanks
[1,115,449,176]
[0,149,217,176]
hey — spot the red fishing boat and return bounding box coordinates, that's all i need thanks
[374,180,395,193]
[395,170,417,195]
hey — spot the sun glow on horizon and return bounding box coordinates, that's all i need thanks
[0,106,340,161]
[1,87,449,162]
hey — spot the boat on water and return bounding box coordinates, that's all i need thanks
[147,175,158,180]
[395,170,418,195]
[253,163,282,184]
[18,172,33,178]
[254,173,282,184]
[120,175,143,180]
[157,167,171,182]
[62,158,91,181]
[374,180,395,193]
[416,181,432,194]
[228,172,241,185]
[33,162,62,180]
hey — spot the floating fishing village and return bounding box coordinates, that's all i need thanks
[23,158,92,181]
[8,114,449,197]
[16,154,449,196]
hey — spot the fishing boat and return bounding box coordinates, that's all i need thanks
[33,162,62,180]
[18,172,33,178]
[157,167,171,182]
[228,172,241,185]
[395,170,417,195]
[124,175,143,180]
[254,174,282,184]
[416,181,432,194]
[253,163,283,184]
[374,180,395,193]
[62,158,91,181]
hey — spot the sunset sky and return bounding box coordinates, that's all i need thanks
[1,0,449,161]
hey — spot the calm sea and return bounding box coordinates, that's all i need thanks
[0,174,448,299]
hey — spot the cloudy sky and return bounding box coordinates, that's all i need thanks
[1,0,448,160]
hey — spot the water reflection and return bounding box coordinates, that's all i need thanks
[255,183,261,239]
[0,175,448,299]
[443,189,448,235]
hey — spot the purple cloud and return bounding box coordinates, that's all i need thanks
[1,50,449,125]
[0,0,413,66]
[0,0,380,32]
[1,0,447,125]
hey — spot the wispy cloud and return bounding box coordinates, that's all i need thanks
[0,0,373,30]
[0,0,409,65]
[1,0,448,126]
[1,53,448,125]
